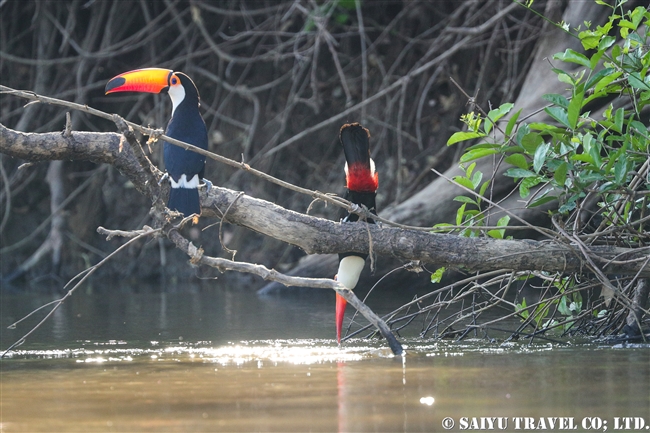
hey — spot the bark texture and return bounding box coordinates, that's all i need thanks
[2,122,648,279]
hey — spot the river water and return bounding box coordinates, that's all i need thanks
[1,290,648,432]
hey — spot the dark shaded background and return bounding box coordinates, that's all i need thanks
[0,0,564,291]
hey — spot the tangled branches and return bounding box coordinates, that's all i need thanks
[0,0,549,285]
[1,1,646,345]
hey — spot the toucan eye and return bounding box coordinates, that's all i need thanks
[171,77,178,85]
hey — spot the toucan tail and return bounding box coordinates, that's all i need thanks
[340,123,378,193]
[340,123,371,167]
[335,292,348,344]
[168,187,201,216]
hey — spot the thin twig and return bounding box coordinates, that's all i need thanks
[1,227,159,358]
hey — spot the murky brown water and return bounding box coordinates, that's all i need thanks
[1,291,649,432]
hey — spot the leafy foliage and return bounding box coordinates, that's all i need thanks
[438,0,649,340]
[447,0,649,239]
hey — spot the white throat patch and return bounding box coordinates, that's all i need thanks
[168,84,186,117]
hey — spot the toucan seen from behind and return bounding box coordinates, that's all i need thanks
[105,68,209,217]
[335,123,378,343]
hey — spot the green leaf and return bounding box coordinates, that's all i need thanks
[578,30,601,50]
[487,229,503,239]
[484,103,515,135]
[514,119,529,138]
[567,86,585,129]
[627,32,644,48]
[597,31,614,50]
[557,72,575,85]
[554,161,568,186]
[505,109,522,138]
[553,49,591,68]
[628,73,650,91]
[585,68,615,90]
[594,70,622,94]
[516,298,529,319]
[430,267,446,284]
[466,162,476,178]
[431,223,454,233]
[471,171,483,189]
[459,147,500,163]
[533,142,550,173]
[453,176,475,191]
[529,195,558,207]
[613,107,624,133]
[614,153,628,184]
[489,215,510,239]
[464,142,500,152]
[590,49,605,70]
[597,36,616,52]
[571,153,595,164]
[618,19,637,31]
[629,6,646,29]
[528,123,563,133]
[519,176,542,198]
[447,131,485,146]
[479,180,490,197]
[456,203,466,226]
[505,168,537,179]
[542,93,569,109]
[589,142,602,167]
[505,153,529,170]
[558,296,571,316]
[544,106,571,128]
[629,120,649,140]
[520,132,544,153]
[558,200,577,214]
[453,195,477,205]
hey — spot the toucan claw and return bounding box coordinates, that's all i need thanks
[202,178,213,192]
[158,172,170,186]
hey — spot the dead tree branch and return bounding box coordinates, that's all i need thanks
[1,121,648,279]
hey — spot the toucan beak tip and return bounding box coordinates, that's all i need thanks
[335,292,348,344]
[105,76,126,95]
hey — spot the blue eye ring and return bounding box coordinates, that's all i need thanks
[171,77,178,85]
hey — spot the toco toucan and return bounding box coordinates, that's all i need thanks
[105,68,209,217]
[335,123,378,343]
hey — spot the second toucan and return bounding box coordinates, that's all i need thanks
[335,123,378,343]
[105,68,209,217]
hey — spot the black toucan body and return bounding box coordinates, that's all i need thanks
[105,68,208,216]
[335,123,378,343]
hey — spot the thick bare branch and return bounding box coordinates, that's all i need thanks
[0,122,151,198]
[2,122,648,278]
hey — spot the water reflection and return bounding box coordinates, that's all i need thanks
[1,292,649,432]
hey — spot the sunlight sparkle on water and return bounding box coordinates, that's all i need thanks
[6,339,393,365]
[180,340,381,365]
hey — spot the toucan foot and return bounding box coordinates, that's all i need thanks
[202,178,213,192]
[158,172,170,185]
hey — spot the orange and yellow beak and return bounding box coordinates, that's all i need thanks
[105,68,173,95]
[335,292,348,344]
